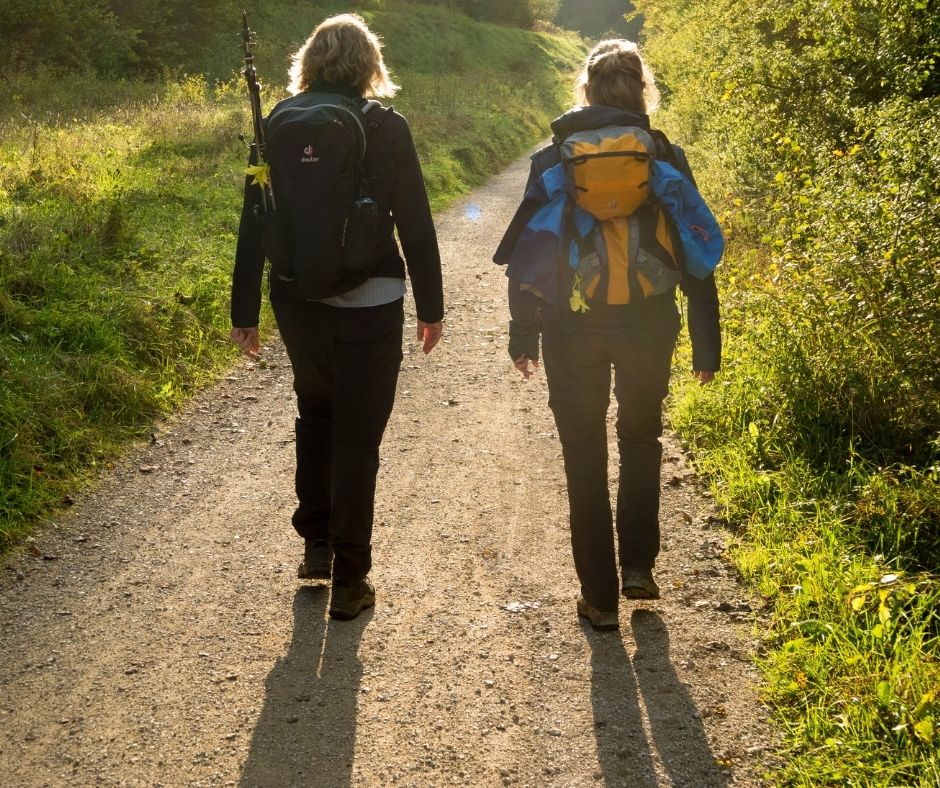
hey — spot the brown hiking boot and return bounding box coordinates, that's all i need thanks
[297,540,332,580]
[576,595,619,631]
[329,577,376,620]
[621,567,660,600]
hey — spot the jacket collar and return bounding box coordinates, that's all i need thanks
[550,105,650,142]
[308,80,362,99]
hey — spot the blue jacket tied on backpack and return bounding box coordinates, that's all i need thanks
[505,163,594,304]
[650,160,723,279]
[494,105,721,372]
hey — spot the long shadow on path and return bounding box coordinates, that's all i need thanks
[587,625,657,788]
[240,586,370,788]
[631,609,728,788]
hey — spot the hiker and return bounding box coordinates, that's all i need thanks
[494,40,721,631]
[230,14,444,620]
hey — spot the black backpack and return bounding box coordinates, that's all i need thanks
[260,92,393,299]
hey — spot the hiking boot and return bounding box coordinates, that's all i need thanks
[297,539,332,580]
[576,595,619,631]
[621,567,660,600]
[329,577,376,620]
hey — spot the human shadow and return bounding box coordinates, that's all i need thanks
[585,625,657,788]
[239,585,370,788]
[631,609,728,787]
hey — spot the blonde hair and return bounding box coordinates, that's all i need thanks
[575,39,660,114]
[288,14,399,97]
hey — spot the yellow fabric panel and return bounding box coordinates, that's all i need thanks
[573,159,649,220]
[570,134,651,220]
[637,270,655,298]
[571,134,648,158]
[603,218,631,305]
[656,209,676,258]
[585,272,601,299]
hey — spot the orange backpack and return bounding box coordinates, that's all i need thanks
[560,126,681,309]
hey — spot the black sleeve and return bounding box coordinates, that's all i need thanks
[665,147,721,372]
[231,149,266,329]
[507,277,541,361]
[670,144,699,188]
[389,114,444,324]
[680,272,721,372]
[684,162,720,370]
[493,144,559,265]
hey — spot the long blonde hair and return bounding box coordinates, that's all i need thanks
[575,39,660,114]
[288,14,399,97]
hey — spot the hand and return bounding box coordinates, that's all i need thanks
[693,370,715,385]
[230,327,260,359]
[417,320,443,354]
[514,354,539,380]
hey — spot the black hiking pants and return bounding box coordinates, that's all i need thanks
[271,293,404,584]
[542,316,678,612]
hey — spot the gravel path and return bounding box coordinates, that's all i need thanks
[0,152,778,787]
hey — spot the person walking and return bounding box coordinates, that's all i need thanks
[494,40,720,631]
[231,14,444,621]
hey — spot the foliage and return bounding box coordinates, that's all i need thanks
[0,5,585,548]
[0,0,575,79]
[636,0,939,781]
[0,0,242,77]
[556,0,640,40]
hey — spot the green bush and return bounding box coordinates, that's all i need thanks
[0,0,573,80]
[635,0,940,780]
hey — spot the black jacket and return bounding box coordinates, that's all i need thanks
[494,105,721,373]
[232,83,444,327]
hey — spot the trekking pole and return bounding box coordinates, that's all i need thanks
[240,10,275,212]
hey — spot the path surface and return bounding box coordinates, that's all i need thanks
[0,153,778,787]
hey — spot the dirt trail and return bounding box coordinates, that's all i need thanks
[0,152,777,787]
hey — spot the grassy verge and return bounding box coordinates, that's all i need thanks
[669,344,940,785]
[634,0,939,779]
[0,5,585,549]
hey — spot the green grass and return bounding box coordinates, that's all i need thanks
[635,0,940,778]
[0,6,585,549]
[669,309,940,785]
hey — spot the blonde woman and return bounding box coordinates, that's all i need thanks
[231,14,444,620]
[495,40,720,630]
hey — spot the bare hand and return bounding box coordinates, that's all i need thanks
[417,320,443,354]
[514,354,539,380]
[230,327,260,359]
[694,370,715,385]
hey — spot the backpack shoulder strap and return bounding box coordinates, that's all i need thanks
[649,129,679,167]
[361,100,395,134]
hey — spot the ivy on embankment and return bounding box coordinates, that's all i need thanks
[634,0,939,782]
[0,4,585,549]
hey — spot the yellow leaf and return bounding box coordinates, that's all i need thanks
[879,601,890,626]
[244,162,271,188]
[913,718,934,743]
[851,594,866,611]
[913,688,937,720]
